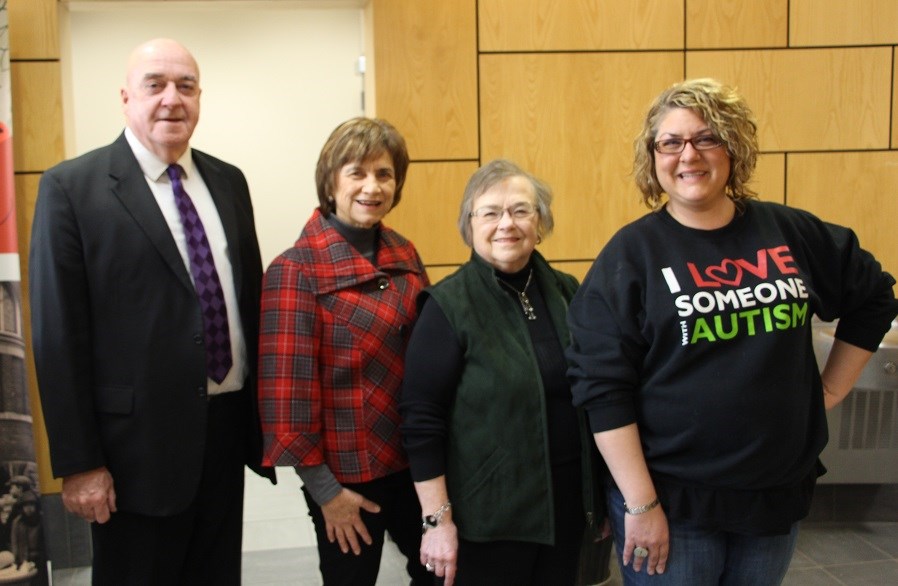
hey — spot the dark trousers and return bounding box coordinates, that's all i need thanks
[304,468,432,586]
[452,460,585,586]
[91,391,247,586]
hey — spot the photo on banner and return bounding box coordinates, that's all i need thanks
[0,3,49,585]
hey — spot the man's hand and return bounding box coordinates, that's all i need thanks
[62,467,116,523]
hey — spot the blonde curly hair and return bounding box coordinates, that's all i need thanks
[633,78,759,210]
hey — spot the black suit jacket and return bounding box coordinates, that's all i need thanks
[29,133,274,516]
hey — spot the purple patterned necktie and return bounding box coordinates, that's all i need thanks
[167,164,232,383]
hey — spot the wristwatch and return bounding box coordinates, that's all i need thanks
[421,501,452,533]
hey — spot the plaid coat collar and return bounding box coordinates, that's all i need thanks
[295,208,425,295]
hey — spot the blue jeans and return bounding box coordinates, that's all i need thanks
[607,484,798,585]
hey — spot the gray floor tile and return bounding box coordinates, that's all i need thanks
[852,522,898,558]
[241,539,412,585]
[796,523,892,566]
[782,567,845,586]
[242,547,319,584]
[786,548,817,570]
[825,559,898,585]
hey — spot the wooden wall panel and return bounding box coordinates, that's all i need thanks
[385,161,477,266]
[371,0,478,160]
[369,0,898,384]
[15,175,38,284]
[551,260,595,284]
[894,49,898,151]
[11,62,64,172]
[787,151,898,278]
[686,0,787,49]
[480,52,682,260]
[791,0,898,47]
[479,0,682,51]
[8,0,59,59]
[425,265,462,285]
[687,48,891,151]
[752,153,785,203]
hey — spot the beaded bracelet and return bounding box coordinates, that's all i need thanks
[422,501,452,533]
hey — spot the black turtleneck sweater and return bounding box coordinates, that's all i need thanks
[327,213,379,262]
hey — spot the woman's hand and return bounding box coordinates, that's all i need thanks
[622,505,669,575]
[412,476,455,582]
[592,424,670,575]
[421,521,458,586]
[320,487,381,554]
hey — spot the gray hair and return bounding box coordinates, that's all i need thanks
[457,159,554,247]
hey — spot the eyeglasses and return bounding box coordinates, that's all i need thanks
[654,134,724,154]
[470,203,538,223]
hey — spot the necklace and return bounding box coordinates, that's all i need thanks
[497,268,537,321]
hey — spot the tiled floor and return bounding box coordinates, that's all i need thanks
[49,470,898,585]
[50,521,898,585]
[784,522,898,585]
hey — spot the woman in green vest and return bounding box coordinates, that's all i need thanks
[400,159,609,585]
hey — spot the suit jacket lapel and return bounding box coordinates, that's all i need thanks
[107,133,195,293]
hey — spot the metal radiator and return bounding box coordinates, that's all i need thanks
[813,319,898,483]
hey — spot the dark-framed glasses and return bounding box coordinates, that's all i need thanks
[654,134,724,154]
[470,203,538,223]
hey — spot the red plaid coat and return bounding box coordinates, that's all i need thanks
[258,209,429,483]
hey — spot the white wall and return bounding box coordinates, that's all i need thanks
[61,0,368,552]
[62,1,365,267]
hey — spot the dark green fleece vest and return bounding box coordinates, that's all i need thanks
[425,251,579,544]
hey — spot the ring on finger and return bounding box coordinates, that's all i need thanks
[634,546,649,558]
[425,562,434,572]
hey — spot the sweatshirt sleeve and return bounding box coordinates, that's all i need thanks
[821,222,898,350]
[566,240,649,433]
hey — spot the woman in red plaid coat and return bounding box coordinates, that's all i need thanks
[258,118,431,585]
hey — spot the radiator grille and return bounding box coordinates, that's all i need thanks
[837,389,896,450]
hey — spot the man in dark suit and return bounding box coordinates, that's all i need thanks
[29,38,274,585]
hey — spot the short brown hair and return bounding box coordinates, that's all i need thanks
[633,78,759,210]
[315,117,410,213]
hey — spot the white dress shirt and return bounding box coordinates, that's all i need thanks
[125,128,247,394]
